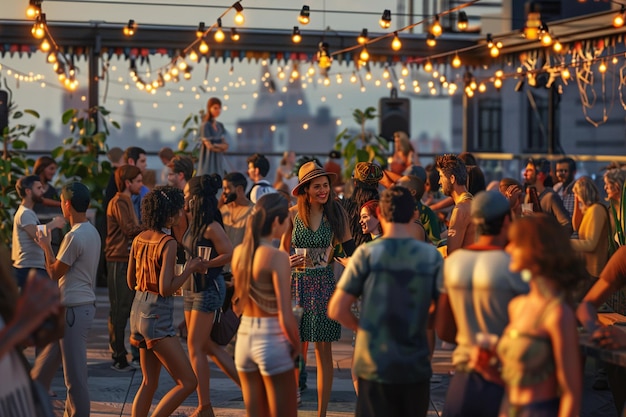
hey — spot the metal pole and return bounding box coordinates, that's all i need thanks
[88,30,100,130]
[462,92,469,152]
[547,83,556,155]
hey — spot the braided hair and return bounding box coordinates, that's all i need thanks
[186,174,223,254]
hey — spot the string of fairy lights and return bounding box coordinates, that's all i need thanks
[15,0,626,104]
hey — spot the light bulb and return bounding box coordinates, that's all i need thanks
[391,34,402,51]
[553,40,563,53]
[234,11,244,25]
[478,83,486,93]
[494,78,502,89]
[40,38,50,52]
[599,61,607,73]
[490,45,500,57]
[215,28,225,42]
[360,48,370,61]
[452,54,461,68]
[199,41,209,54]
[614,12,625,28]
[431,17,442,37]
[401,65,409,77]
[562,68,571,79]
[424,61,433,72]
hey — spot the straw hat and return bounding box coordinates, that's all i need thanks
[292,161,336,196]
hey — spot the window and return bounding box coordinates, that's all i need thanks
[476,98,502,152]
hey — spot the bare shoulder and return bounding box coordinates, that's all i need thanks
[288,205,299,220]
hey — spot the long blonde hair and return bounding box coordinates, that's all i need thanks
[233,193,289,313]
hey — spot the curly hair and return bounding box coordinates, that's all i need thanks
[435,154,467,185]
[186,174,223,254]
[141,186,184,231]
[508,214,585,295]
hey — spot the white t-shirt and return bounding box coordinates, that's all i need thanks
[0,317,37,417]
[11,205,45,269]
[249,180,276,204]
[57,221,101,306]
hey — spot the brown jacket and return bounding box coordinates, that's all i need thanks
[106,193,142,262]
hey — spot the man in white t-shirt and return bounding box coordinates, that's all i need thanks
[12,175,65,289]
[32,182,101,417]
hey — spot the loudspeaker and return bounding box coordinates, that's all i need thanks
[0,90,8,134]
[379,97,410,142]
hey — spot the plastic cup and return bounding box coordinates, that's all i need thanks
[37,224,47,237]
[521,203,533,216]
[476,332,499,367]
[294,248,307,271]
[173,264,184,296]
[198,246,212,260]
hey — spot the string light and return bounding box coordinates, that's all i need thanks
[426,33,437,47]
[452,53,462,68]
[123,19,136,37]
[424,60,433,72]
[457,11,468,31]
[196,22,205,38]
[26,0,42,18]
[359,47,370,62]
[292,26,302,43]
[357,28,368,45]
[430,15,442,37]
[598,60,607,73]
[379,9,391,29]
[298,5,310,25]
[613,5,625,28]
[231,28,240,41]
[214,18,225,42]
[401,64,409,77]
[391,32,402,51]
[31,14,46,39]
[233,1,244,25]
[199,40,209,54]
[553,39,563,53]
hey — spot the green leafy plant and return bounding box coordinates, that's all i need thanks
[0,88,39,245]
[334,107,388,180]
[52,106,118,212]
[177,110,205,161]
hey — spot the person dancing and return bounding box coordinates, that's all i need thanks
[183,174,239,417]
[128,186,205,417]
[231,193,301,417]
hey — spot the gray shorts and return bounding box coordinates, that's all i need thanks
[183,275,225,313]
[130,291,175,349]
[235,316,295,376]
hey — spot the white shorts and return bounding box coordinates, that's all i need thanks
[235,316,295,376]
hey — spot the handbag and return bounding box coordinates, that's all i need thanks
[211,307,240,345]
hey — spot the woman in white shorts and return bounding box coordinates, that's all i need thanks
[232,193,301,417]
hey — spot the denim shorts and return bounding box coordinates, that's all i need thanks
[130,291,175,349]
[183,275,225,313]
[235,316,295,376]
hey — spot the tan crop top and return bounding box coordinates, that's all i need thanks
[249,278,278,314]
[133,233,174,294]
[496,298,560,386]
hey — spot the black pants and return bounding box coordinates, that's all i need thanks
[356,378,430,417]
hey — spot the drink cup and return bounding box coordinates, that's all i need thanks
[37,224,47,237]
[198,246,212,260]
[520,203,533,216]
[476,332,499,368]
[294,248,307,272]
[173,264,185,296]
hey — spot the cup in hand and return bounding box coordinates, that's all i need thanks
[198,246,212,274]
[173,264,185,296]
[37,224,47,237]
[520,203,533,216]
[294,248,307,271]
[475,332,499,367]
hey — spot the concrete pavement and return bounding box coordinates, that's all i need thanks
[24,287,617,417]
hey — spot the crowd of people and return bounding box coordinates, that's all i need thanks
[2,99,626,417]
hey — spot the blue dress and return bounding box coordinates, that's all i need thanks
[197,120,229,177]
[291,214,341,342]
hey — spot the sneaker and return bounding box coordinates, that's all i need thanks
[111,360,134,372]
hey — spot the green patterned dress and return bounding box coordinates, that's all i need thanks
[292,214,341,342]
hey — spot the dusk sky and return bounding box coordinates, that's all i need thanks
[2,1,489,151]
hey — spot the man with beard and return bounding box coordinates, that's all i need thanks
[553,157,577,219]
[436,154,476,255]
[12,175,65,288]
[523,158,572,235]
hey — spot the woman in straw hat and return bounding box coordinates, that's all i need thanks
[280,161,355,417]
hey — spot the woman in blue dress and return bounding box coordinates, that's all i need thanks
[280,161,355,417]
[197,97,230,177]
